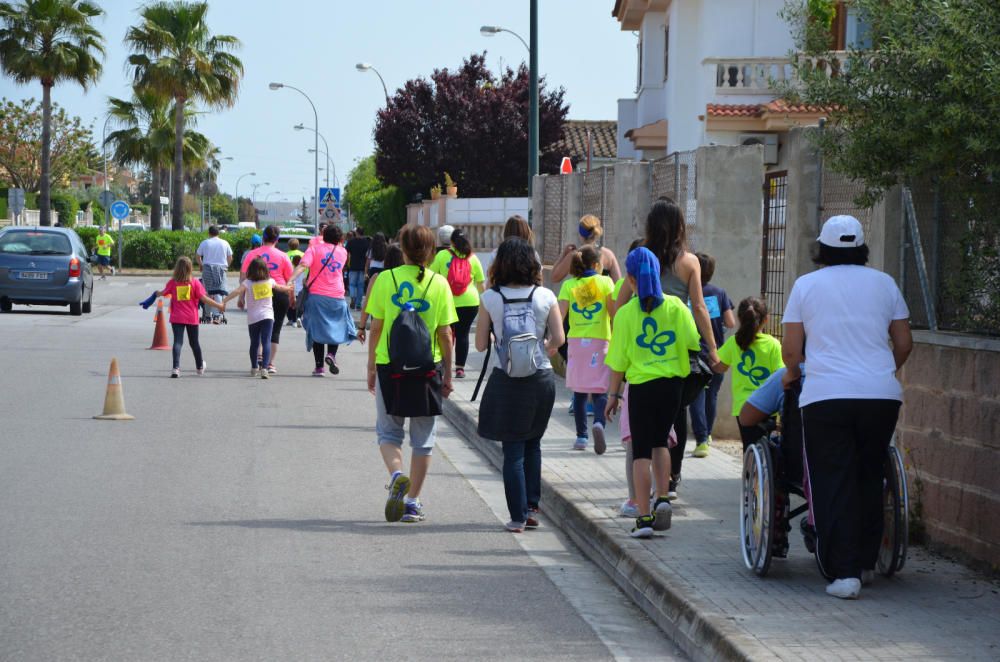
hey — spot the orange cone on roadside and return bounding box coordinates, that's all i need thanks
[94,358,134,421]
[149,298,169,350]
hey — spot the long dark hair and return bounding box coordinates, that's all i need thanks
[399,225,436,282]
[370,232,388,261]
[570,245,601,278]
[735,296,768,351]
[247,257,269,282]
[383,244,404,270]
[491,238,541,287]
[644,197,686,270]
[450,228,472,257]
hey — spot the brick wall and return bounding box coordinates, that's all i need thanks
[898,331,1000,570]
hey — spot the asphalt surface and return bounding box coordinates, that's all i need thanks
[0,277,682,661]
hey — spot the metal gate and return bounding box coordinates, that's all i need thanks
[761,171,787,337]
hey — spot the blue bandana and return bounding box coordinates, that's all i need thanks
[578,222,592,239]
[626,247,663,311]
[582,268,598,277]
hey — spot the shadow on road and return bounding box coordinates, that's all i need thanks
[186,518,501,534]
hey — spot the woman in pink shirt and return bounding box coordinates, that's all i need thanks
[289,224,357,376]
[153,256,223,378]
[240,225,295,374]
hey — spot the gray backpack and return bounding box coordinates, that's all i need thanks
[493,285,543,378]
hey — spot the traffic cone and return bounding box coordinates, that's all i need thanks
[149,298,170,350]
[94,358,134,421]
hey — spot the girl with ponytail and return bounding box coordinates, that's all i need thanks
[430,228,486,379]
[712,296,784,448]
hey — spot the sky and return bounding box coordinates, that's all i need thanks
[0,0,639,205]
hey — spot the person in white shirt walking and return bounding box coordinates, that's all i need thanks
[196,225,233,323]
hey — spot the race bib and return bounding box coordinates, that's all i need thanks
[705,295,721,319]
[571,278,601,308]
[175,285,191,301]
[251,281,273,300]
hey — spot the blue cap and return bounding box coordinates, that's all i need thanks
[251,233,262,246]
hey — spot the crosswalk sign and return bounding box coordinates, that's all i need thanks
[318,187,340,209]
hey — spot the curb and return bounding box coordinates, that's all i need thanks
[443,395,769,662]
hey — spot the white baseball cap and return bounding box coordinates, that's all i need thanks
[437,224,455,246]
[818,215,864,248]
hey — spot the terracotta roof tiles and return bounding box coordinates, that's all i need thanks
[550,120,618,160]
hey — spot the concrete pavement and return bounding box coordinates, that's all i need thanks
[0,277,682,661]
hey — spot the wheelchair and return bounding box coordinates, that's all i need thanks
[739,383,908,579]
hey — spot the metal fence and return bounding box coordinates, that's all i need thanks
[761,171,788,337]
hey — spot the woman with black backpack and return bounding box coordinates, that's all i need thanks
[366,225,457,524]
[476,238,565,533]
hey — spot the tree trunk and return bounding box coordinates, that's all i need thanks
[171,97,185,231]
[149,167,162,230]
[39,83,53,226]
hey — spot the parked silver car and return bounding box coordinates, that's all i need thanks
[0,226,95,315]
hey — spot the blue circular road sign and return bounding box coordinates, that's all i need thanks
[110,200,131,221]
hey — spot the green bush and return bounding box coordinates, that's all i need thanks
[91,204,105,226]
[121,231,175,269]
[50,192,80,227]
[75,226,99,253]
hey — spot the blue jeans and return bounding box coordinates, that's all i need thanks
[689,372,725,443]
[249,319,273,369]
[573,392,608,439]
[348,271,365,309]
[502,438,541,523]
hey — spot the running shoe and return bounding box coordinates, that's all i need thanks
[260,370,269,380]
[667,475,680,501]
[573,437,587,451]
[630,515,655,539]
[826,578,861,600]
[384,472,410,522]
[505,521,525,533]
[526,508,540,529]
[170,368,180,378]
[455,367,466,379]
[692,442,710,458]
[196,361,206,376]
[267,365,277,375]
[619,500,639,518]
[311,367,325,377]
[325,353,339,375]
[652,497,673,531]
[401,499,425,523]
[250,369,259,377]
[592,422,607,455]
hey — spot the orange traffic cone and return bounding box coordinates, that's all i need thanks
[149,298,170,350]
[94,358,134,421]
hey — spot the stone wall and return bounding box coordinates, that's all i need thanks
[898,331,1000,570]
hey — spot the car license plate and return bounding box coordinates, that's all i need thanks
[18,271,49,280]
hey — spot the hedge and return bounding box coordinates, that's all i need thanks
[71,227,260,270]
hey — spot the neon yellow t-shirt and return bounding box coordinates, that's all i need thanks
[612,277,625,301]
[96,233,114,256]
[605,296,700,385]
[558,275,615,341]
[429,249,485,308]
[366,265,459,365]
[718,333,784,416]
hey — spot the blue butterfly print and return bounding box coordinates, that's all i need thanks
[635,317,676,356]
[571,301,603,320]
[391,281,430,312]
[259,252,279,271]
[736,349,771,386]
[322,252,343,274]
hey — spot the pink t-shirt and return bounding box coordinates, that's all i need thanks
[241,245,294,285]
[300,243,347,298]
[161,278,206,325]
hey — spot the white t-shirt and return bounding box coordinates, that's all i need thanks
[243,278,276,325]
[197,237,233,266]
[783,265,909,407]
[481,285,558,371]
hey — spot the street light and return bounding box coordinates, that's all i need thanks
[264,190,281,222]
[234,171,256,224]
[481,12,539,199]
[270,82,320,231]
[355,62,391,105]
[295,124,338,187]
[308,148,338,189]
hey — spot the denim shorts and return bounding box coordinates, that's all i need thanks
[374,375,437,456]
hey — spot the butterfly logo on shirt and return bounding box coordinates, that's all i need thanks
[322,253,343,274]
[635,317,676,356]
[259,252,279,271]
[571,301,603,320]
[737,349,771,386]
[391,281,430,312]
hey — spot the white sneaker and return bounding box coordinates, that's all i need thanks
[250,368,259,377]
[861,570,874,586]
[826,578,861,599]
[196,361,206,376]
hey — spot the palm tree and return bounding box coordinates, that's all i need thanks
[0,0,105,225]
[125,1,242,231]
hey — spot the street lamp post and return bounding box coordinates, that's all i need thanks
[355,63,391,105]
[234,171,256,224]
[296,124,338,187]
[263,190,281,223]
[271,82,320,232]
[481,14,539,198]
[308,148,338,189]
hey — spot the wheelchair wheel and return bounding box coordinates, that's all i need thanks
[877,442,908,577]
[740,442,774,576]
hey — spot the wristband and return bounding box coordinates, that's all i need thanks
[608,393,624,400]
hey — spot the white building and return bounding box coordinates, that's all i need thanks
[614,0,869,163]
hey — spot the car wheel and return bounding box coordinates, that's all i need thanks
[82,289,93,314]
[0,299,11,313]
[70,299,82,316]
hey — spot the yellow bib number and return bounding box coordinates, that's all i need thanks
[251,281,273,300]
[572,278,601,308]
[175,285,191,301]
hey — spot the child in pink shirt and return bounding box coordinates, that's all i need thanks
[152,256,223,378]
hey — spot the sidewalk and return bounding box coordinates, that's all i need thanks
[444,350,1000,662]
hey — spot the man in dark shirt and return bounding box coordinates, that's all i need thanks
[345,228,371,310]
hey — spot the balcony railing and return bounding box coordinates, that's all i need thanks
[707,53,849,95]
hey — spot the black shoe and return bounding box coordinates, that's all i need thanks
[667,475,680,501]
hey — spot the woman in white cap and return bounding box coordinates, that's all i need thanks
[781,215,912,600]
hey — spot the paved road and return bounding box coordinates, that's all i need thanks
[0,277,682,661]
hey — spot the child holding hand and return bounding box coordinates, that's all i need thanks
[222,257,293,378]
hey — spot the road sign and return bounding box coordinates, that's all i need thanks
[110,200,131,221]
[7,188,25,215]
[98,190,114,210]
[323,207,337,219]
[318,187,340,209]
